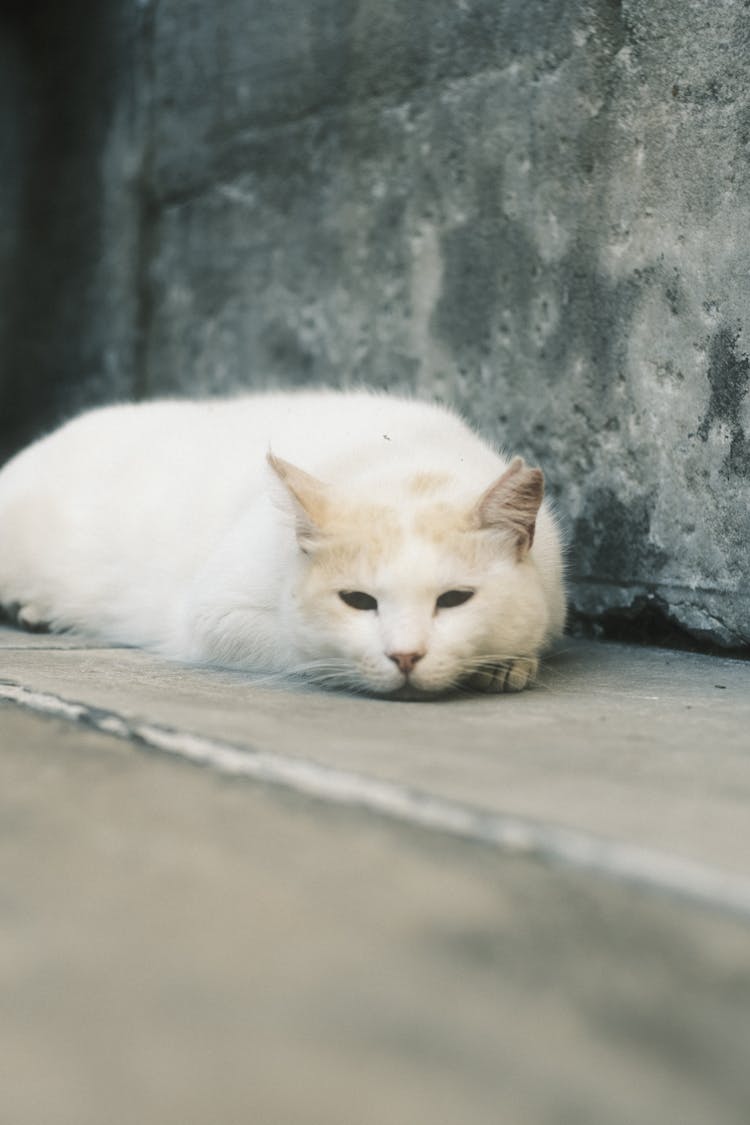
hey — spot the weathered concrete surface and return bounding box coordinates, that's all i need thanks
[2,628,749,881]
[1,0,749,646]
[0,0,143,464]
[0,20,28,399]
[141,0,750,647]
[3,668,750,1125]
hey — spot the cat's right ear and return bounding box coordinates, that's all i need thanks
[471,456,544,559]
[267,452,329,552]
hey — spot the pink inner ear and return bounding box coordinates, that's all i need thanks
[475,457,544,556]
[266,452,330,550]
[267,452,329,524]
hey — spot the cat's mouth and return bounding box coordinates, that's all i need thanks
[378,680,451,702]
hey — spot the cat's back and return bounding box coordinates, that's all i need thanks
[0,390,473,475]
[0,391,504,578]
[231,389,493,479]
[0,389,482,544]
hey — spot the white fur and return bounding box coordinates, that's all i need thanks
[0,391,565,696]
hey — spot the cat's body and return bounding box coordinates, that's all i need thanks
[0,391,565,696]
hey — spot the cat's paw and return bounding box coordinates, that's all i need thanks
[467,656,538,694]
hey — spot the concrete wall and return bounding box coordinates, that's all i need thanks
[0,0,144,463]
[2,0,749,648]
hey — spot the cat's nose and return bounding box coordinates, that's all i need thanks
[387,650,425,676]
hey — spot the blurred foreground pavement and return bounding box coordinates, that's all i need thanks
[1,625,749,1125]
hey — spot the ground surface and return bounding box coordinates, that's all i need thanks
[1,626,749,1125]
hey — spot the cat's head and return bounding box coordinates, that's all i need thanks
[268,453,550,696]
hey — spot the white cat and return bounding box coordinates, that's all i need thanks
[0,391,565,696]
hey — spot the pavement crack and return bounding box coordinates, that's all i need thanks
[3,676,750,923]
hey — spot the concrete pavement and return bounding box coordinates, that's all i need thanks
[1,625,750,1124]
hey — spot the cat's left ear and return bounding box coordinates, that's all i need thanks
[267,452,329,552]
[471,456,544,559]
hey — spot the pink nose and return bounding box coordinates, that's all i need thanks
[387,651,425,676]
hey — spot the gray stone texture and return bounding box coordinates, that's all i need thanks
[1,0,749,646]
[2,628,750,878]
[0,0,144,463]
[5,701,750,1125]
[2,627,750,1124]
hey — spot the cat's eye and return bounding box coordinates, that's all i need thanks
[339,590,378,611]
[435,589,475,610]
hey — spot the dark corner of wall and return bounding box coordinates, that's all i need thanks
[0,0,142,465]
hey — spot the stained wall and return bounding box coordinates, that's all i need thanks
[2,0,749,646]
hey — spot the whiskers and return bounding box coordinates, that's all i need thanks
[255,658,461,701]
[459,648,579,696]
[283,658,372,695]
[458,652,520,679]
[464,651,523,672]
[242,651,558,700]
